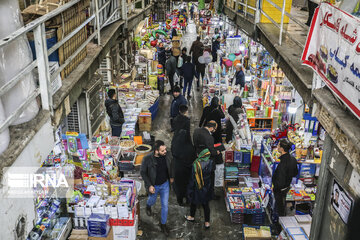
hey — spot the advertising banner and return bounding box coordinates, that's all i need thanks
[302,3,360,120]
[331,179,353,224]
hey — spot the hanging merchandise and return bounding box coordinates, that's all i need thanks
[226,37,241,54]
[198,0,205,10]
[0,0,39,125]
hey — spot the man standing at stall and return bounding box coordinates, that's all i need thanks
[272,139,298,217]
[141,140,174,237]
[233,62,245,89]
[105,89,124,137]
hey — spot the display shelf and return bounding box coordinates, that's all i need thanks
[263,142,275,163]
[261,153,273,175]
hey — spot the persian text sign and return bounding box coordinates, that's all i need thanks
[302,3,360,119]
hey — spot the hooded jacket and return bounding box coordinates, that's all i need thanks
[105,99,124,127]
[170,94,187,118]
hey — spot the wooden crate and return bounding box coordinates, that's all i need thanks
[56,1,88,79]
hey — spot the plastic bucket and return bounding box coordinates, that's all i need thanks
[134,144,152,165]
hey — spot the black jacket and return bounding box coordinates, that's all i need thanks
[225,98,244,143]
[235,70,245,88]
[190,40,204,60]
[272,153,298,192]
[212,40,220,59]
[140,152,173,193]
[170,94,187,118]
[171,114,195,163]
[180,62,198,80]
[158,47,166,66]
[199,106,225,144]
[105,99,124,127]
[193,127,218,158]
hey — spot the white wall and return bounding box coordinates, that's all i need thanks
[0,118,55,239]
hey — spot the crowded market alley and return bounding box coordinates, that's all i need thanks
[0,1,360,240]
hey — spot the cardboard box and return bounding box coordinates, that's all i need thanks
[68,229,89,240]
[89,227,113,240]
[113,217,138,240]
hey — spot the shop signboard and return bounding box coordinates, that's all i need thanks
[331,179,353,224]
[302,2,360,120]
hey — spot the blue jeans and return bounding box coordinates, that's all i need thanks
[147,180,169,224]
[183,78,193,96]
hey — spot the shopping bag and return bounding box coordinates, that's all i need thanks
[174,72,180,85]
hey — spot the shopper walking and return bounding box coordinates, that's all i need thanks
[140,140,174,237]
[225,96,244,143]
[185,148,213,229]
[189,36,204,67]
[157,42,166,68]
[195,61,206,91]
[177,47,188,88]
[199,96,225,144]
[171,27,178,40]
[170,86,187,130]
[190,4,195,19]
[165,51,178,94]
[171,105,195,206]
[105,89,124,137]
[180,56,198,99]
[233,63,245,89]
[211,36,221,62]
[272,139,298,217]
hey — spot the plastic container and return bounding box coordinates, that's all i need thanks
[134,144,152,166]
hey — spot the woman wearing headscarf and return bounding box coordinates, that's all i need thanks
[185,149,213,229]
[225,96,244,143]
[199,96,225,144]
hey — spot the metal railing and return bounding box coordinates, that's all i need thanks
[0,0,133,135]
[227,0,308,47]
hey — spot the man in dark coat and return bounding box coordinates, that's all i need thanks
[272,139,298,217]
[211,36,221,62]
[170,86,187,130]
[105,89,124,137]
[180,56,198,98]
[140,140,174,236]
[189,36,204,67]
[158,42,166,68]
[234,63,245,89]
[166,51,178,94]
[171,105,195,205]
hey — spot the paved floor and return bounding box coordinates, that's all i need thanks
[138,21,244,240]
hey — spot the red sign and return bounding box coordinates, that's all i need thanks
[302,3,360,120]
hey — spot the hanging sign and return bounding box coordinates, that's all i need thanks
[301,3,360,120]
[331,179,353,224]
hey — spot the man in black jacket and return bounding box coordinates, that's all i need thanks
[193,121,221,200]
[272,139,298,217]
[157,42,166,68]
[105,89,124,137]
[170,86,187,130]
[140,140,174,236]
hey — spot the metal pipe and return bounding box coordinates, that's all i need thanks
[106,52,112,83]
[34,23,52,112]
[245,0,248,17]
[279,0,286,46]
[95,0,102,45]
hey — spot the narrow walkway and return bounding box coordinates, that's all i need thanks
[138,21,243,240]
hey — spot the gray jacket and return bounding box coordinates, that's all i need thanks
[140,152,173,193]
[165,56,177,75]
